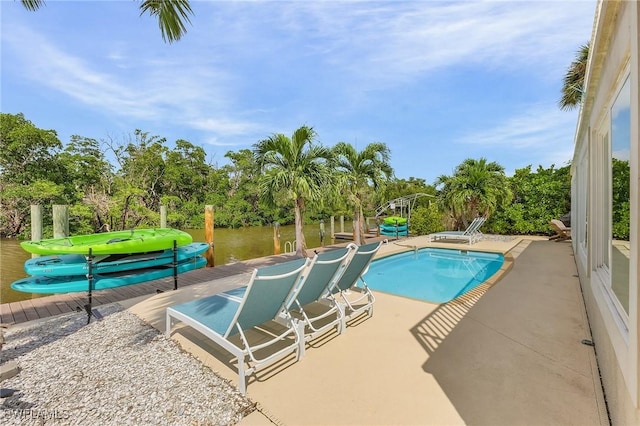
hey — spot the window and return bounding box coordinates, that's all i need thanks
[610,75,631,316]
[578,146,588,251]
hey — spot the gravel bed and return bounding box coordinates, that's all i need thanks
[0,305,254,425]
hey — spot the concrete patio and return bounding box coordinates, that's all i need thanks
[128,237,609,425]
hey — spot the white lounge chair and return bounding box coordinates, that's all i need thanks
[166,257,310,394]
[326,241,382,330]
[285,244,357,342]
[430,217,486,244]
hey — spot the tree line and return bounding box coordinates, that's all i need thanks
[7,9,628,250]
[1,112,577,255]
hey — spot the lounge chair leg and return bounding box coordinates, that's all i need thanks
[367,293,375,317]
[337,304,346,334]
[238,356,247,395]
[296,320,306,359]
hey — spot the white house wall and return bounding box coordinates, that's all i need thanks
[572,1,640,424]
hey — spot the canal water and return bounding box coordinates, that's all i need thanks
[0,223,349,304]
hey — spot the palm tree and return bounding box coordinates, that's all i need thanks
[253,126,333,257]
[435,158,511,230]
[434,174,465,230]
[559,42,590,111]
[21,0,193,43]
[333,142,393,244]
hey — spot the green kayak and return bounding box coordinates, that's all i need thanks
[382,216,408,225]
[20,228,193,255]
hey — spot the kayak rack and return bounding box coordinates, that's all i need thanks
[172,239,178,290]
[79,240,181,324]
[155,240,179,295]
[81,248,103,324]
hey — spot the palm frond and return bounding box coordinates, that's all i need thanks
[559,42,589,111]
[139,0,194,43]
[20,0,45,11]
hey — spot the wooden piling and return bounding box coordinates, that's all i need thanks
[160,205,167,228]
[204,205,215,267]
[30,205,42,258]
[52,205,69,238]
[30,205,42,241]
[330,216,335,241]
[273,222,281,254]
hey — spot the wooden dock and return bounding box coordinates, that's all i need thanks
[0,236,389,325]
[0,253,300,325]
[0,234,390,324]
[333,229,380,240]
[334,232,377,240]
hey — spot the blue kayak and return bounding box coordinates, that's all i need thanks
[24,242,210,277]
[11,256,207,294]
[380,223,409,236]
[380,223,408,232]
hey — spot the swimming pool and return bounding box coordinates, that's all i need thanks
[363,248,504,303]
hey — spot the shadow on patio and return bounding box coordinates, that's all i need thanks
[413,240,609,425]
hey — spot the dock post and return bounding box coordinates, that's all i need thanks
[274,222,281,254]
[160,205,167,228]
[30,205,42,258]
[340,215,344,233]
[204,205,215,267]
[319,220,325,247]
[52,205,69,238]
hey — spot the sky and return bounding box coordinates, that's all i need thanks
[1,0,596,184]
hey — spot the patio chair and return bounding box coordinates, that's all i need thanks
[549,219,571,241]
[430,217,486,244]
[326,241,382,330]
[285,244,357,342]
[165,257,310,395]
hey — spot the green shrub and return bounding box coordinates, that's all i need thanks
[409,204,445,235]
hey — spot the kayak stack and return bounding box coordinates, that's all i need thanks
[12,228,208,294]
[379,216,409,237]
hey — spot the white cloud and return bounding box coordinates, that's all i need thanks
[457,104,578,149]
[188,117,260,135]
[1,0,596,181]
[456,103,578,175]
[5,2,594,120]
[2,21,260,137]
[245,1,595,87]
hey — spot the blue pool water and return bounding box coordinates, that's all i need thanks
[363,248,504,303]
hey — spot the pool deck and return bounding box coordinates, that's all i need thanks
[125,235,608,426]
[1,235,609,425]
